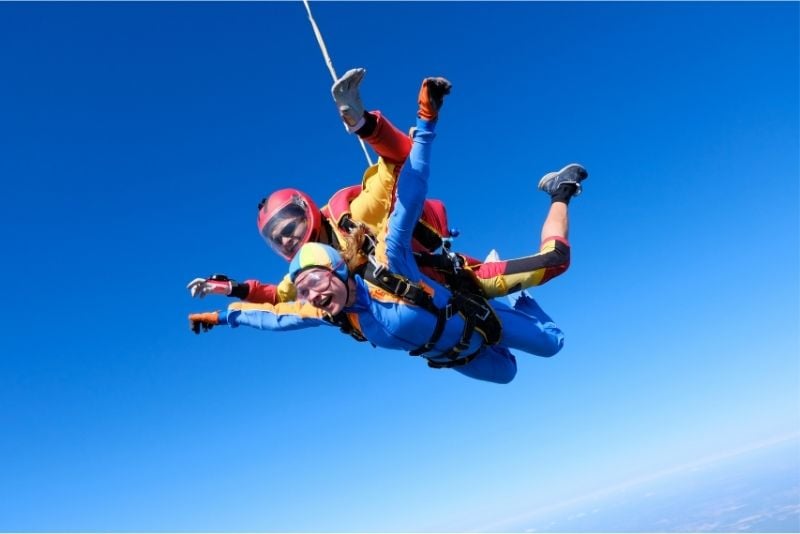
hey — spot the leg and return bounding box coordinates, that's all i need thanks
[467,164,589,298]
[492,298,564,357]
[453,345,518,384]
[541,200,568,242]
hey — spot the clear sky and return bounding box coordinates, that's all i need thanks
[0,1,797,532]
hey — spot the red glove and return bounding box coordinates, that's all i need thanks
[189,311,220,334]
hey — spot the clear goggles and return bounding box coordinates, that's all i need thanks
[294,268,337,301]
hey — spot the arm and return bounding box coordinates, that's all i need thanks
[348,157,399,233]
[376,77,450,266]
[359,110,412,166]
[242,275,297,304]
[187,274,296,304]
[189,300,330,334]
[227,300,328,331]
[377,117,437,266]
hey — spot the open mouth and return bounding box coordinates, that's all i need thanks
[318,295,333,308]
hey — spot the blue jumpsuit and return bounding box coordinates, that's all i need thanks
[222,118,564,384]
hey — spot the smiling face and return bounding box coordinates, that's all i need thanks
[294,267,349,315]
[267,214,309,259]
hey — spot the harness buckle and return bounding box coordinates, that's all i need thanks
[476,304,491,321]
[396,280,413,298]
[368,256,386,278]
[444,303,453,319]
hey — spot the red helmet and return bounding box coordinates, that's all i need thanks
[257,188,322,261]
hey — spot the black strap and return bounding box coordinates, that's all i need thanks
[426,349,481,369]
[340,214,443,255]
[412,220,444,252]
[408,304,450,356]
[362,262,503,364]
[414,251,485,297]
[363,262,440,316]
[325,312,369,344]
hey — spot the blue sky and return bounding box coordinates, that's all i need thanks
[0,1,797,531]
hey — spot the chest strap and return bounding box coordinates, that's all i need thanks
[362,261,502,366]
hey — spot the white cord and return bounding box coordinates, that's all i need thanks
[302,0,373,166]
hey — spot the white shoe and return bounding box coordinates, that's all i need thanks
[332,68,366,133]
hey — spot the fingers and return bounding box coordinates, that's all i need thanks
[191,320,214,334]
[332,67,366,96]
[342,67,366,87]
[187,278,208,299]
[426,77,452,95]
[188,312,219,334]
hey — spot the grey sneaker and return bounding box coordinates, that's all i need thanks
[332,68,366,133]
[537,163,589,196]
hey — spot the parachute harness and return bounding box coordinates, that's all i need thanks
[362,256,502,369]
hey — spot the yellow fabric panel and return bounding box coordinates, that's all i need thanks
[277,274,297,303]
[372,224,390,265]
[470,267,511,299]
[349,157,398,234]
[490,270,546,297]
[229,299,326,319]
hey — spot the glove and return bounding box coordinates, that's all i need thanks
[187,274,234,299]
[417,77,452,121]
[189,311,221,334]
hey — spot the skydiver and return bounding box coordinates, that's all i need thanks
[188,77,588,384]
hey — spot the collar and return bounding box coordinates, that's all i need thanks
[343,274,370,312]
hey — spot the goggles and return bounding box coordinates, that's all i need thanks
[262,206,309,259]
[294,268,337,301]
[269,219,302,245]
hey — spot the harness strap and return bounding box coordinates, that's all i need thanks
[412,220,444,251]
[363,261,440,316]
[362,261,503,365]
[408,304,450,356]
[427,348,481,369]
[415,251,485,296]
[340,214,443,256]
[325,312,369,344]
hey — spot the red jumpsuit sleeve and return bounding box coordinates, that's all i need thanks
[242,279,279,304]
[362,110,412,166]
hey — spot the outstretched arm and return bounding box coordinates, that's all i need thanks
[187,274,297,304]
[377,78,451,267]
[189,300,329,334]
[332,68,412,166]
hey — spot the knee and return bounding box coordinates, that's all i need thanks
[538,335,564,358]
[493,366,517,384]
[478,363,517,384]
[454,351,517,384]
[487,352,518,384]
